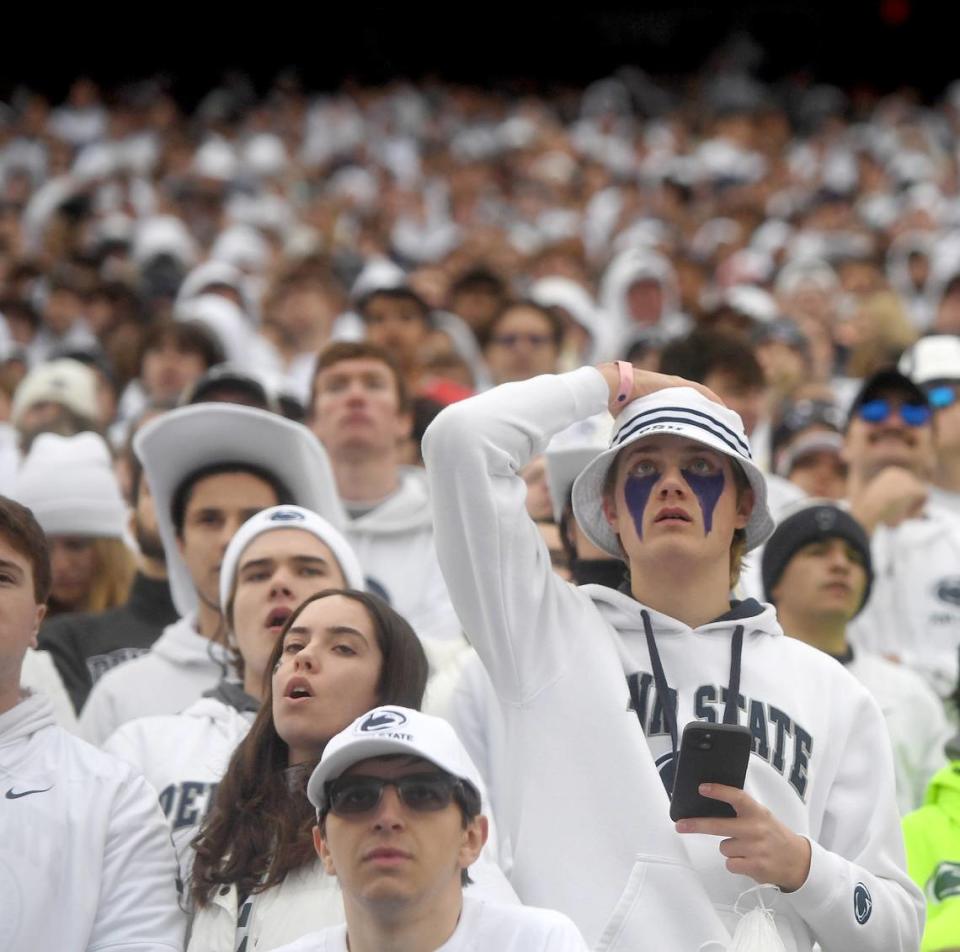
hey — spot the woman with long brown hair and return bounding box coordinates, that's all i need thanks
[187,586,429,951]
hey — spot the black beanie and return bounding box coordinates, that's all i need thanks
[762,504,873,616]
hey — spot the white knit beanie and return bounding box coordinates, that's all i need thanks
[219,505,365,612]
[12,432,127,538]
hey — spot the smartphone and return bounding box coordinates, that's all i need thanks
[669,722,752,822]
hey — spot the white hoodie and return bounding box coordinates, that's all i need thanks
[344,467,461,642]
[0,692,184,951]
[80,614,231,745]
[847,503,960,697]
[422,367,923,952]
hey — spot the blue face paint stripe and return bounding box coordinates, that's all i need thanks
[624,473,659,540]
[682,469,725,534]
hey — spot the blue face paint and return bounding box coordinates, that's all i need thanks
[682,469,726,535]
[624,473,659,540]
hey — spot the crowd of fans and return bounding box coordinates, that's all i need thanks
[4,59,960,950]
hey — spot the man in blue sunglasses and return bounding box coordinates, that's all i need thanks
[844,366,960,698]
[899,335,960,517]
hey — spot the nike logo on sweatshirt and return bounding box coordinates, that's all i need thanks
[5,786,53,799]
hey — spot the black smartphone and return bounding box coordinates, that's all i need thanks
[669,722,752,822]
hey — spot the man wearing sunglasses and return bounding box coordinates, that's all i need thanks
[844,366,960,696]
[269,706,588,952]
[899,335,960,516]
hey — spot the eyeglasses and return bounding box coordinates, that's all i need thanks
[325,773,463,818]
[856,398,931,427]
[926,385,958,411]
[489,333,554,349]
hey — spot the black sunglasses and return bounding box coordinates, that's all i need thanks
[325,772,463,818]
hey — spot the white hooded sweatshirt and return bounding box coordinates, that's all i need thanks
[80,614,231,745]
[847,503,960,697]
[422,367,923,952]
[344,466,461,642]
[0,692,184,951]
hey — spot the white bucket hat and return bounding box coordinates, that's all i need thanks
[571,386,774,558]
[219,505,365,612]
[134,403,347,618]
[307,706,484,814]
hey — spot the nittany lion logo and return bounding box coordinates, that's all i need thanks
[936,577,960,607]
[269,509,305,523]
[853,883,872,924]
[814,507,837,531]
[929,861,960,904]
[656,751,677,796]
[358,709,408,733]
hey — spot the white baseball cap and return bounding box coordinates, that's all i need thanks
[307,706,484,814]
[219,505,365,612]
[571,386,773,558]
[898,335,960,385]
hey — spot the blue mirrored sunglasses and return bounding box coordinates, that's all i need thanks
[926,385,958,411]
[857,398,931,427]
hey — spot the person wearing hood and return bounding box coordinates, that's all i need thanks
[309,341,461,643]
[528,275,603,370]
[597,247,690,359]
[0,494,184,951]
[422,361,922,950]
[903,725,960,951]
[102,505,364,870]
[79,402,346,744]
[763,502,949,814]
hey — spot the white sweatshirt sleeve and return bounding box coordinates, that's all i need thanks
[89,768,186,951]
[783,686,924,951]
[422,368,610,704]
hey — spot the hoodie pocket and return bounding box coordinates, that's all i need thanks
[595,853,730,952]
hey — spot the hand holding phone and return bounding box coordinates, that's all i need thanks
[669,721,752,822]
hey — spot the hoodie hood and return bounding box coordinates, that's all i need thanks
[150,615,232,669]
[346,467,434,535]
[0,691,55,748]
[923,761,960,811]
[584,586,782,641]
[598,247,690,356]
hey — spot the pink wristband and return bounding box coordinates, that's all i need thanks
[615,360,633,405]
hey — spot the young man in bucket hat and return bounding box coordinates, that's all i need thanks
[423,362,922,950]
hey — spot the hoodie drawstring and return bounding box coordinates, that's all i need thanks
[639,610,744,795]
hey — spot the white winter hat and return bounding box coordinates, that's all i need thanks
[571,386,774,558]
[11,358,99,428]
[134,403,347,618]
[898,335,960,385]
[219,505,365,612]
[12,432,126,538]
[307,706,484,813]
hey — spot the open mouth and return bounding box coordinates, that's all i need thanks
[285,677,313,699]
[266,606,293,631]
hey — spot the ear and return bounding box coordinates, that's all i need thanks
[314,824,337,876]
[458,814,488,873]
[734,486,755,530]
[29,603,46,650]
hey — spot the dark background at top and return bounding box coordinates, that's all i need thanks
[6,2,959,105]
